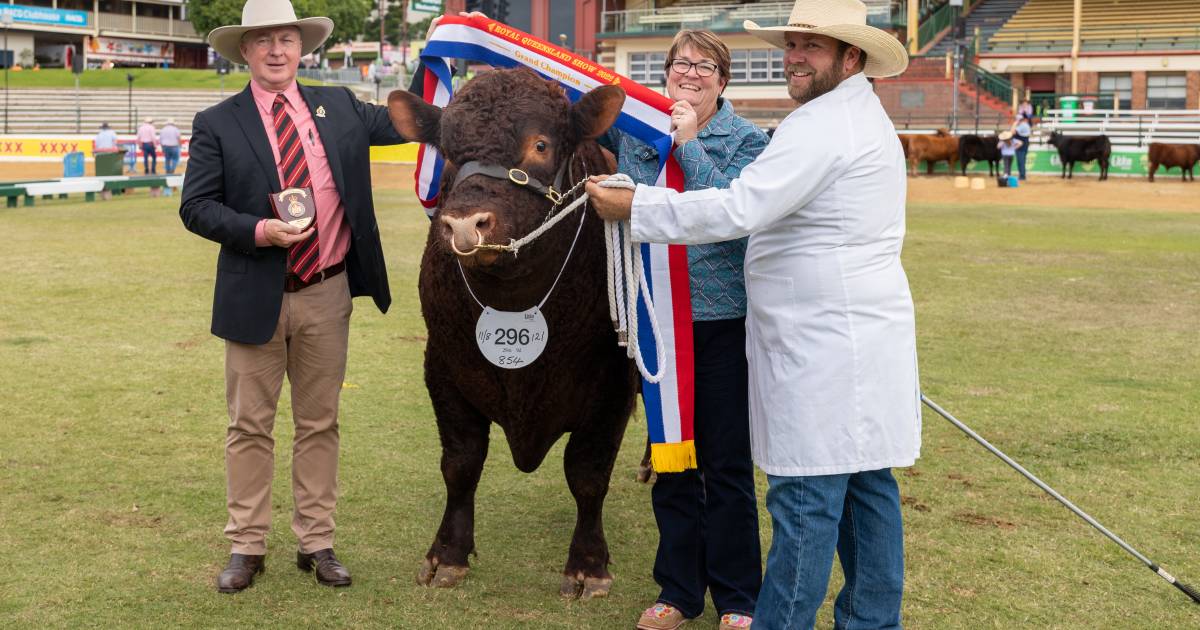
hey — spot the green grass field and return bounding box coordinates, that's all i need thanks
[1,188,1198,628]
[6,68,321,90]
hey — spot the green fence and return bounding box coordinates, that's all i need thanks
[926,148,1152,177]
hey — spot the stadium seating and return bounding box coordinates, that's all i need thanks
[987,0,1200,52]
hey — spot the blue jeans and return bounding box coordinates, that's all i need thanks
[651,318,761,618]
[755,469,904,630]
[162,145,180,175]
[1015,135,1029,180]
[141,142,157,174]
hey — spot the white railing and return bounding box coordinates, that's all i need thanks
[1041,109,1200,147]
[600,2,793,35]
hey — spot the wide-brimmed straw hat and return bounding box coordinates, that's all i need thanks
[744,0,909,78]
[208,0,333,66]
[999,130,1014,141]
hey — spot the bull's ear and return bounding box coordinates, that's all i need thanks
[388,89,442,145]
[571,85,626,140]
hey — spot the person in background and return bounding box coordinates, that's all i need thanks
[160,118,182,175]
[94,122,119,153]
[998,130,1023,178]
[1017,98,1034,121]
[1012,115,1032,180]
[137,116,158,175]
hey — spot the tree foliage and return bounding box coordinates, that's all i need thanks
[186,0,373,47]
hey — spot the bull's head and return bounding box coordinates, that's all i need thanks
[388,68,624,271]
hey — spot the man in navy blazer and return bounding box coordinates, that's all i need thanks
[180,0,407,593]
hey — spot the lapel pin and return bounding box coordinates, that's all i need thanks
[316,105,326,118]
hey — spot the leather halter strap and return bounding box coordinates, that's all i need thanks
[453,158,571,205]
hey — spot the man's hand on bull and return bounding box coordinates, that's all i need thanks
[426,11,490,40]
[585,176,634,222]
[671,100,700,145]
[263,218,315,248]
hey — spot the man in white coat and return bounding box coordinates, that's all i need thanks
[587,1,919,628]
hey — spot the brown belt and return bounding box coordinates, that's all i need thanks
[284,261,345,293]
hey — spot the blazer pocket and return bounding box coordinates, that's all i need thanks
[217,248,247,274]
[745,271,796,351]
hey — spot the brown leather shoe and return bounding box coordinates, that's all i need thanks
[297,548,352,587]
[216,553,265,594]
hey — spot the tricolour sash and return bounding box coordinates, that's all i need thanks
[414,16,696,472]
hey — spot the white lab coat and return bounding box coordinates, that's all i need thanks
[631,73,920,476]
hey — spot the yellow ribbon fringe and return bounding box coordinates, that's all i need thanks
[650,440,697,473]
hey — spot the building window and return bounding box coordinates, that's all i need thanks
[730,49,785,83]
[629,52,666,86]
[1146,73,1187,109]
[1098,73,1131,110]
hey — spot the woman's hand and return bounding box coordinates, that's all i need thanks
[670,100,699,145]
[426,11,489,41]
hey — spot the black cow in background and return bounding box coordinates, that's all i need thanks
[958,134,1001,176]
[1048,131,1111,180]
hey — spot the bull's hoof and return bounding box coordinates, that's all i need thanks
[433,564,469,588]
[416,557,437,586]
[636,463,656,484]
[560,573,612,599]
[417,557,469,588]
[581,576,613,599]
[560,573,584,599]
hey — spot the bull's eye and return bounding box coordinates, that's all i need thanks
[535,140,548,153]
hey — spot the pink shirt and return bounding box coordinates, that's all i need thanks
[250,80,349,272]
[136,123,156,144]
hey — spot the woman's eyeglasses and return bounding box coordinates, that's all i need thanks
[669,59,719,77]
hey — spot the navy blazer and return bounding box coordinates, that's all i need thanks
[180,82,406,345]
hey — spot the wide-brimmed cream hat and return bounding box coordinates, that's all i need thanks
[208,0,333,65]
[744,0,909,78]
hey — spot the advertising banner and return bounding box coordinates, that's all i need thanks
[942,148,1151,177]
[0,4,88,28]
[86,36,175,65]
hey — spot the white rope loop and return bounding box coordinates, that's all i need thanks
[598,174,666,384]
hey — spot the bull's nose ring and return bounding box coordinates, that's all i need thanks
[450,229,485,256]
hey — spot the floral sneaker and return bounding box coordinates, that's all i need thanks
[719,612,753,629]
[636,603,687,630]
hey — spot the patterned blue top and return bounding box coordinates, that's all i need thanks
[600,98,768,321]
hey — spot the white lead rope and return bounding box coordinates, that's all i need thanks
[598,174,666,384]
[458,172,666,384]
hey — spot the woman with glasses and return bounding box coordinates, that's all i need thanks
[600,29,768,630]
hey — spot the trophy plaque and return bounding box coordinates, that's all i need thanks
[270,187,316,230]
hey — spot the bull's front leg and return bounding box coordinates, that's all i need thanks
[418,367,491,589]
[560,387,633,599]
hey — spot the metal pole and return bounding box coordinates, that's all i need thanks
[921,394,1200,604]
[4,24,9,135]
[975,75,980,135]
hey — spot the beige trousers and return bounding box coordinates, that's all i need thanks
[223,273,352,555]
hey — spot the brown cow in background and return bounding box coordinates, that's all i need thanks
[907,129,959,175]
[1148,142,1200,182]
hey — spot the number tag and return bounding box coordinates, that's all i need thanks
[475,307,549,369]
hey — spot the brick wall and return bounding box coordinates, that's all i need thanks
[1131,71,1147,109]
[1188,71,1200,109]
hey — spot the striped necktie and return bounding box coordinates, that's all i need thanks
[272,93,319,282]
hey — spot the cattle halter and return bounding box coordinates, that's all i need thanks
[447,156,591,258]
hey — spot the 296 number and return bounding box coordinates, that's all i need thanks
[494,328,531,345]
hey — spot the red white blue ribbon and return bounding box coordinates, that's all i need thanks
[414,16,696,471]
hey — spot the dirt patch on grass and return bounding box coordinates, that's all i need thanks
[907,175,1198,213]
[901,495,931,512]
[953,511,1017,530]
